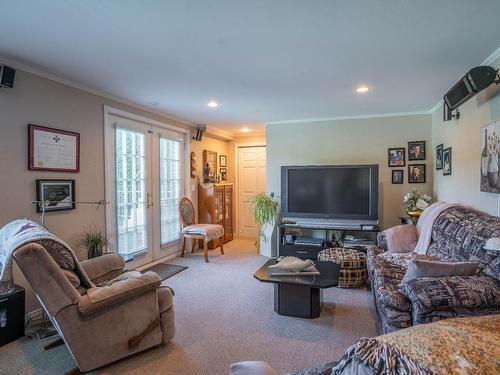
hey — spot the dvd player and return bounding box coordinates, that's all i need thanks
[293,237,325,247]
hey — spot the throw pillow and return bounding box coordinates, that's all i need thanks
[383,225,418,253]
[229,361,278,375]
[401,258,478,284]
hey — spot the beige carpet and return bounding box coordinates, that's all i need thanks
[0,239,377,374]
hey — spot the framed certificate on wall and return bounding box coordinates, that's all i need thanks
[28,124,80,172]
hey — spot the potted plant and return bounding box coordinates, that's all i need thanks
[81,225,108,259]
[403,189,432,220]
[250,192,279,249]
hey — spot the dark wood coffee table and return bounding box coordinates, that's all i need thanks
[254,259,340,318]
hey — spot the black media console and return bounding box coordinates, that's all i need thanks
[278,222,380,259]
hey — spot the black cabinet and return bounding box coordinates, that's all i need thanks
[0,285,25,347]
[278,244,326,259]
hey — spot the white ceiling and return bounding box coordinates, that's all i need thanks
[1,1,499,136]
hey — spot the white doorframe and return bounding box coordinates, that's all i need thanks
[103,105,191,267]
[234,142,266,240]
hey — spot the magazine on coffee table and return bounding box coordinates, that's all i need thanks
[267,265,320,276]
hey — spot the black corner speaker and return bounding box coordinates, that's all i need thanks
[0,65,16,88]
[192,125,206,142]
[444,66,497,111]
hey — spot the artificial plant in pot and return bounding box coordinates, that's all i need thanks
[81,225,108,259]
[250,192,279,249]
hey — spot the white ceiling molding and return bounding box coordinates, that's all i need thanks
[429,99,444,115]
[205,126,235,141]
[266,110,431,126]
[0,56,196,129]
[483,46,500,65]
[428,44,500,114]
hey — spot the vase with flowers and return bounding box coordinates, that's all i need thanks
[403,189,432,220]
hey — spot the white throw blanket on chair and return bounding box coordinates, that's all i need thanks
[413,201,459,254]
[0,219,88,295]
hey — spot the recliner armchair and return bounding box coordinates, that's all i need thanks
[13,242,175,373]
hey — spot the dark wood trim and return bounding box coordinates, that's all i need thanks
[44,337,65,350]
[128,319,161,349]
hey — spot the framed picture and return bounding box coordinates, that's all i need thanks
[480,120,499,193]
[391,170,404,184]
[219,154,227,168]
[202,150,217,183]
[29,124,80,172]
[388,148,405,167]
[443,147,452,176]
[220,167,227,181]
[408,141,426,161]
[36,179,75,212]
[408,164,426,183]
[435,144,443,170]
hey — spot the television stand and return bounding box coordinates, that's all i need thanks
[278,222,380,259]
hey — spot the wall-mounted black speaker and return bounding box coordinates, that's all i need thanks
[0,65,16,88]
[192,125,206,142]
[444,66,497,111]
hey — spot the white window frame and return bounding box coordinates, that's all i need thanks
[104,105,191,265]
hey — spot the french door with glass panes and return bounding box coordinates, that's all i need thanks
[105,110,186,269]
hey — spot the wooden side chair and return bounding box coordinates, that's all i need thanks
[179,197,224,262]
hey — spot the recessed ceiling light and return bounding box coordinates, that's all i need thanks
[207,101,218,108]
[241,127,251,133]
[356,86,370,93]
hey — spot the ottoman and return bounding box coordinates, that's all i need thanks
[317,248,368,288]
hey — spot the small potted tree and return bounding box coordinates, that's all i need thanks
[250,192,279,250]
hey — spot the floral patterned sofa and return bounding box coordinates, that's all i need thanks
[368,205,500,333]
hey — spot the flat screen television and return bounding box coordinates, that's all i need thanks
[281,165,379,222]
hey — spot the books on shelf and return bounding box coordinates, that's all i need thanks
[268,265,320,276]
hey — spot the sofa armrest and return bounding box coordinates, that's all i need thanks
[80,253,125,284]
[78,271,161,316]
[402,276,500,315]
[376,232,388,251]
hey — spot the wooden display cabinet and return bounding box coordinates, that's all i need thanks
[198,183,234,249]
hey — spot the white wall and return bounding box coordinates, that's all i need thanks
[265,114,433,256]
[431,56,500,216]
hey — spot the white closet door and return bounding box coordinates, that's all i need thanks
[238,146,267,237]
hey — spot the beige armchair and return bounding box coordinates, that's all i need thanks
[13,242,175,374]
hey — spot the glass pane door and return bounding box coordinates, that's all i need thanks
[115,128,149,260]
[159,137,182,245]
[105,109,187,268]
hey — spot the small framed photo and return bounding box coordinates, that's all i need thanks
[408,164,426,183]
[220,167,227,181]
[443,147,452,176]
[392,170,404,184]
[219,154,227,167]
[408,141,426,161]
[36,179,75,212]
[435,144,443,170]
[388,148,405,167]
